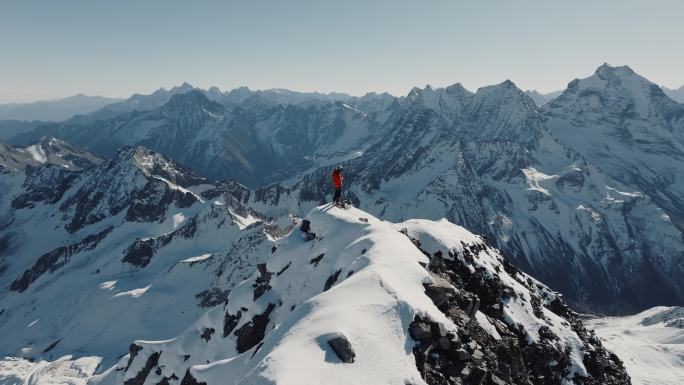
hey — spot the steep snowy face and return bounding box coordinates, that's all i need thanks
[462,80,542,143]
[544,64,684,229]
[93,206,629,385]
[0,137,102,172]
[0,146,279,368]
[586,306,684,385]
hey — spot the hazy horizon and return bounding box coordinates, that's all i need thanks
[2,0,683,103]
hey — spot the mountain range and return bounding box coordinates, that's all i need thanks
[0,63,682,384]
[0,146,630,384]
[7,63,682,313]
[0,94,123,122]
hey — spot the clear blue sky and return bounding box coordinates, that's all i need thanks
[1,0,683,102]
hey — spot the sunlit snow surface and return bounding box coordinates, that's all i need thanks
[92,205,593,385]
[22,144,47,163]
[0,356,101,385]
[586,307,684,385]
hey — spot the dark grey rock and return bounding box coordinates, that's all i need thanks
[324,270,342,291]
[309,253,325,266]
[327,335,355,363]
[125,344,143,372]
[123,351,160,385]
[223,311,241,337]
[200,327,214,342]
[234,303,275,353]
[409,321,433,341]
[180,369,206,385]
[253,263,273,301]
[452,348,470,362]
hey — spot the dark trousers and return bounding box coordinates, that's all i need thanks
[333,188,342,203]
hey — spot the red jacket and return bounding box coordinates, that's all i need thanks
[332,169,343,188]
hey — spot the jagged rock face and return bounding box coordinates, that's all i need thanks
[58,146,201,233]
[0,146,277,368]
[11,164,80,209]
[93,206,630,385]
[413,236,629,385]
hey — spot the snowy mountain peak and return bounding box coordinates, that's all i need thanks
[93,205,629,385]
[548,63,684,126]
[475,79,525,97]
[595,63,635,79]
[564,64,657,97]
[170,82,195,94]
[165,90,214,107]
[445,82,471,96]
[405,84,473,113]
[160,90,225,119]
[470,80,538,117]
[107,145,206,187]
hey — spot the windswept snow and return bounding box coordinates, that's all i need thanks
[112,285,152,298]
[172,213,186,228]
[0,355,101,385]
[23,144,47,163]
[341,103,368,117]
[586,307,684,385]
[521,167,557,195]
[99,281,117,290]
[475,311,501,341]
[181,254,213,264]
[151,175,204,202]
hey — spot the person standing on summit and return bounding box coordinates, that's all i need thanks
[332,166,344,206]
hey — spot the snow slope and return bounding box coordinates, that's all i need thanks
[0,147,279,371]
[93,205,628,385]
[586,307,684,385]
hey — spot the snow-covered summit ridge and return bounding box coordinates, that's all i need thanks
[94,205,629,385]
